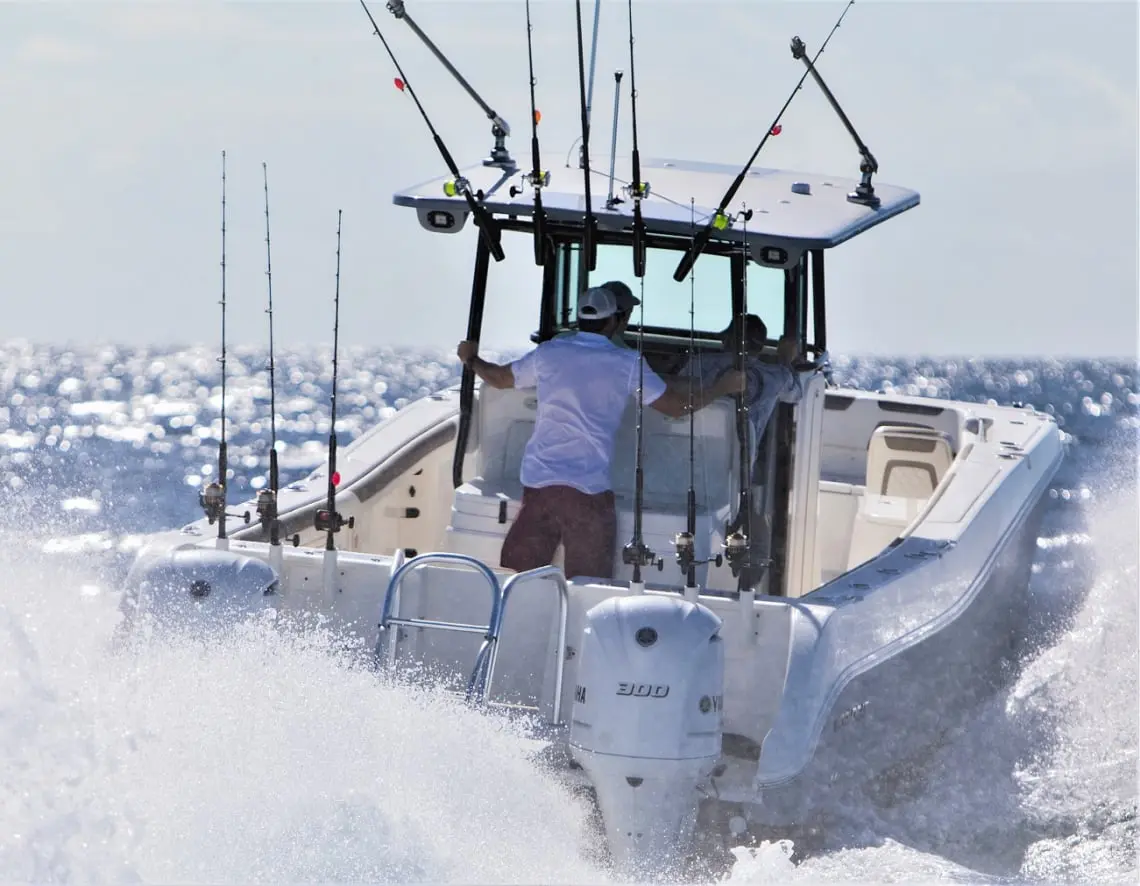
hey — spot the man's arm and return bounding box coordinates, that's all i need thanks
[456,340,516,390]
[650,369,745,418]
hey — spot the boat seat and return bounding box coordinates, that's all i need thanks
[846,425,955,570]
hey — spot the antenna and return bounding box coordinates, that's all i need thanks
[672,0,856,282]
[256,161,282,549]
[507,0,550,266]
[359,0,506,261]
[574,0,598,271]
[314,210,354,562]
[624,0,649,278]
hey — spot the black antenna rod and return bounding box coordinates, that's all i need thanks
[314,211,354,549]
[574,0,598,271]
[257,161,281,546]
[199,150,230,537]
[518,0,549,265]
[358,0,505,262]
[625,0,648,278]
[672,0,856,282]
[790,35,879,208]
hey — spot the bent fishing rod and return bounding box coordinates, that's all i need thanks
[314,210,354,554]
[256,161,282,548]
[358,0,505,262]
[672,0,856,282]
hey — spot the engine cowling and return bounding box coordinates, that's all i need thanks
[119,546,280,637]
[569,593,724,873]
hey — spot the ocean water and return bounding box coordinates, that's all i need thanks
[0,341,1136,883]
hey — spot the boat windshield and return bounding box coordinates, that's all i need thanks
[558,241,785,340]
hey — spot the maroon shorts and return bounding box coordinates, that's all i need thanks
[500,485,616,580]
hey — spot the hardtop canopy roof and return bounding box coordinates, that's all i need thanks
[392,154,920,253]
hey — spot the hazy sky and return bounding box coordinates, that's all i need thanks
[1,1,1137,357]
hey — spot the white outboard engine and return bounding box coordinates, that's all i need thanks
[119,546,280,637]
[569,594,724,872]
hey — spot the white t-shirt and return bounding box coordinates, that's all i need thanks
[509,332,668,494]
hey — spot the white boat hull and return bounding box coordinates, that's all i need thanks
[122,382,1064,865]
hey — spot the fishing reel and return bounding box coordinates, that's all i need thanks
[509,169,550,197]
[255,488,279,531]
[722,529,752,579]
[198,482,251,527]
[672,531,724,576]
[314,508,355,534]
[622,539,663,572]
[622,180,651,202]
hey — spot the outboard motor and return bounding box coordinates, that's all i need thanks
[119,546,280,637]
[569,594,724,872]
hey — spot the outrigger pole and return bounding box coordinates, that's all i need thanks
[256,161,284,571]
[384,0,514,172]
[315,211,354,596]
[672,0,857,283]
[358,0,505,262]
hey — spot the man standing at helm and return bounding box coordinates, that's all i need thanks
[458,286,745,580]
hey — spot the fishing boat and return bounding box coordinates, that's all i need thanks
[123,0,1064,873]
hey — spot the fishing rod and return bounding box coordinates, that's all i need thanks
[314,211,354,566]
[723,206,757,594]
[573,0,598,271]
[624,0,649,278]
[358,0,505,262]
[620,0,659,586]
[199,150,232,540]
[672,0,856,283]
[674,197,723,593]
[508,0,549,266]
[255,161,282,550]
[620,279,662,587]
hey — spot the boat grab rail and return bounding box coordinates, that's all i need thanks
[376,552,568,725]
[378,552,504,704]
[483,565,569,727]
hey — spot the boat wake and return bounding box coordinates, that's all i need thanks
[0,543,609,884]
[1,451,1135,884]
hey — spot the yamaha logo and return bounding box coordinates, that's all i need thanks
[635,627,657,647]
